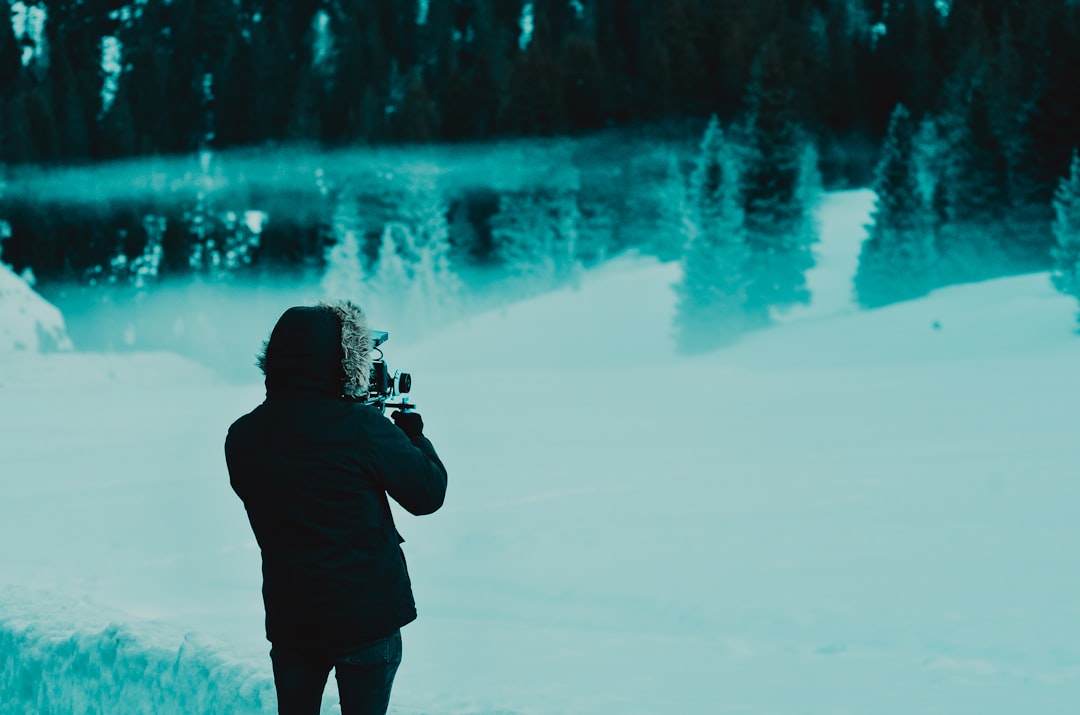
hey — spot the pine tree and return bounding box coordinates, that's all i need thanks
[211,11,256,148]
[408,175,465,325]
[325,1,392,142]
[490,177,582,296]
[412,229,464,327]
[0,2,22,91]
[133,215,166,289]
[854,104,938,308]
[368,222,437,342]
[551,183,583,285]
[739,36,817,325]
[320,191,368,306]
[120,0,176,154]
[24,86,61,162]
[934,74,1012,283]
[0,9,31,164]
[185,152,226,277]
[1050,151,1080,314]
[158,0,206,152]
[562,30,606,130]
[674,116,749,353]
[245,3,295,143]
[461,0,513,137]
[47,43,91,160]
[97,78,137,158]
[371,222,415,314]
[392,71,439,142]
[500,9,567,134]
[987,11,1055,270]
[636,0,707,119]
[490,190,551,290]
[1025,0,1080,206]
[373,170,464,332]
[44,0,113,160]
[870,0,942,123]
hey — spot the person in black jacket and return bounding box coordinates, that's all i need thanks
[225,301,447,715]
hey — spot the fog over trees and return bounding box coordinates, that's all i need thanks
[1,0,1079,348]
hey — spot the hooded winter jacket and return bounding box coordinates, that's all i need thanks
[225,302,447,651]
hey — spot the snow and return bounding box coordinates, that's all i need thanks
[0,262,73,354]
[10,2,46,68]
[3,190,1080,714]
[519,3,534,51]
[101,36,122,115]
[0,587,274,715]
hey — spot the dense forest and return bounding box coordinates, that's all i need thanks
[1,0,1079,354]
[0,0,1077,162]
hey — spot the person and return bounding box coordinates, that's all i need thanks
[225,300,447,715]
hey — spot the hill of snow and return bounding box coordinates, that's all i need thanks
[2,190,1080,714]
[0,261,72,354]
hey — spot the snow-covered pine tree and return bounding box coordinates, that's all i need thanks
[575,190,612,267]
[571,153,615,267]
[218,211,262,273]
[321,188,369,302]
[739,38,817,325]
[368,168,464,336]
[854,103,938,308]
[933,75,1012,283]
[133,215,165,289]
[490,189,552,293]
[1050,150,1080,318]
[370,222,420,330]
[185,148,230,279]
[674,116,749,353]
[490,186,581,296]
[185,164,217,275]
[394,169,464,329]
[550,181,584,287]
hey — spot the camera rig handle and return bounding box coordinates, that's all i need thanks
[363,332,415,414]
[385,396,415,412]
[360,395,416,413]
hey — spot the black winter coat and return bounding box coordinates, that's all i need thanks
[225,304,447,651]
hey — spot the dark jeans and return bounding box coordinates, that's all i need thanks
[270,630,402,715]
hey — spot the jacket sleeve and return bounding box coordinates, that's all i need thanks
[366,411,448,516]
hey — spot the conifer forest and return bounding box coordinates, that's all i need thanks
[1,0,1080,356]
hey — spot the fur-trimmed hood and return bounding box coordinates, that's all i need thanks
[258,300,374,398]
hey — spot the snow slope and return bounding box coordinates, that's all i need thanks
[3,190,1080,714]
[0,262,72,354]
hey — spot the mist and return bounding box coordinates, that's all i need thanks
[2,133,692,210]
[8,132,716,381]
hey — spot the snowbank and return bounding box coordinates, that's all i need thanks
[0,589,274,715]
[0,262,72,354]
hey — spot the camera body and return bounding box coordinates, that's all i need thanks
[364,330,413,413]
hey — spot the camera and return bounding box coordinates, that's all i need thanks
[365,330,413,413]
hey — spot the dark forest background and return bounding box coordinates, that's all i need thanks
[1,0,1077,169]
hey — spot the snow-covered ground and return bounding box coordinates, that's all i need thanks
[0,262,72,355]
[3,190,1080,714]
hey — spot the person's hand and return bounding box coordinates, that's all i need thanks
[391,410,424,438]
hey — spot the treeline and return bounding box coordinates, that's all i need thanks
[0,0,1079,349]
[0,0,1077,168]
